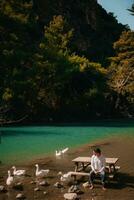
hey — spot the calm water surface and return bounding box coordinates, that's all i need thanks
[0,122,134,164]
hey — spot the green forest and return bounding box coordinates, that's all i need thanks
[0,0,134,124]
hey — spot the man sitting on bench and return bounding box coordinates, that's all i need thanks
[89,148,106,190]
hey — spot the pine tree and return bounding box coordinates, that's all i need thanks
[108,31,134,114]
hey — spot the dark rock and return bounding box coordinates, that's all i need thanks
[82,181,89,188]
[68,185,77,193]
[0,185,7,193]
[13,183,23,191]
[54,182,64,188]
[30,181,36,184]
[68,185,83,194]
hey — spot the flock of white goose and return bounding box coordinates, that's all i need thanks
[6,147,69,187]
[6,164,50,186]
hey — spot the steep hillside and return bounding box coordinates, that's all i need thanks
[33,0,127,64]
[0,0,132,123]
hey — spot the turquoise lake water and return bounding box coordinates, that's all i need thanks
[0,122,134,165]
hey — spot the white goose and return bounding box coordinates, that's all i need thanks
[60,172,72,182]
[55,150,62,156]
[12,166,26,176]
[35,164,49,178]
[6,170,14,186]
[61,147,69,154]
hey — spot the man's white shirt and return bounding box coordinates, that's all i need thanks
[91,155,106,173]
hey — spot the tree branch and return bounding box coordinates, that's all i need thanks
[0,115,28,125]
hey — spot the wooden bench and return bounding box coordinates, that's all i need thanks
[69,171,89,177]
[68,171,89,181]
[106,166,121,180]
[68,165,121,181]
[106,165,120,172]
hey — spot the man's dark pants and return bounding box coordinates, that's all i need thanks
[89,170,105,186]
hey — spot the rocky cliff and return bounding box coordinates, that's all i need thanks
[33,0,127,64]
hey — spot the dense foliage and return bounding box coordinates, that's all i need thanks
[108,31,134,116]
[0,0,133,123]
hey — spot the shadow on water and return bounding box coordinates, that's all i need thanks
[0,130,63,137]
[0,119,133,140]
[0,119,134,136]
[47,119,134,128]
[0,119,134,128]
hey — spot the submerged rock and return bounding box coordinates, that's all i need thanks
[43,191,48,195]
[64,192,77,200]
[39,180,49,186]
[34,187,40,192]
[16,193,25,199]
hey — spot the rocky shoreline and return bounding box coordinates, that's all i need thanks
[0,135,134,200]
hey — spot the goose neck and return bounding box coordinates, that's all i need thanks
[8,171,11,177]
[36,165,39,173]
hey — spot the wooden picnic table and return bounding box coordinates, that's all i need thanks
[72,156,119,173]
